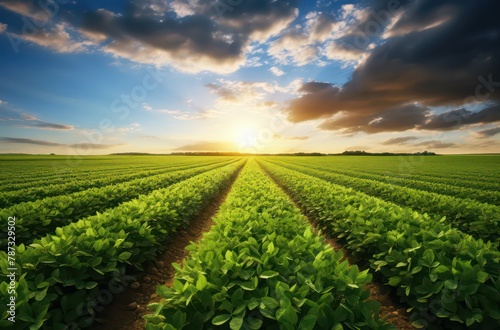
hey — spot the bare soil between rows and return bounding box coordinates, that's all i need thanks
[91,163,245,330]
[258,161,415,330]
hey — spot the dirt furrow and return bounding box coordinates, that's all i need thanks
[257,160,414,330]
[91,162,246,330]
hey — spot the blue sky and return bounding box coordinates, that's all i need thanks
[0,0,498,154]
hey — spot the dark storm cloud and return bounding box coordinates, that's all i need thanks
[420,104,500,130]
[381,136,418,145]
[186,0,299,36]
[476,127,500,139]
[81,10,244,60]
[286,0,500,133]
[287,82,341,122]
[76,0,298,72]
[1,0,299,73]
[317,103,429,134]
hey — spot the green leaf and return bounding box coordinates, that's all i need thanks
[247,317,263,329]
[477,271,489,283]
[444,280,458,290]
[298,315,317,330]
[212,314,231,326]
[388,277,401,286]
[259,270,279,279]
[196,274,208,291]
[230,312,245,330]
[276,304,298,325]
[118,251,132,261]
[411,320,427,328]
[267,242,275,254]
[171,310,186,328]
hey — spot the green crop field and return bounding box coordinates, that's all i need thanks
[1,155,499,330]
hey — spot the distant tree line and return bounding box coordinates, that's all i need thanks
[109,151,437,156]
[339,150,437,156]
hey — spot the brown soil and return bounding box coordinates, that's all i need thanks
[91,163,245,330]
[258,161,415,330]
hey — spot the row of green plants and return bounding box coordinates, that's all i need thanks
[0,157,235,190]
[145,160,393,330]
[0,161,175,184]
[336,167,499,193]
[0,160,244,329]
[259,160,500,329]
[267,159,500,243]
[0,159,236,249]
[0,163,182,192]
[277,157,499,191]
[0,159,231,208]
[276,159,498,205]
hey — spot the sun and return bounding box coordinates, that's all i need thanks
[234,125,259,150]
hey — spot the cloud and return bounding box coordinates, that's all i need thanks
[268,25,321,66]
[70,143,122,150]
[0,0,40,18]
[413,140,456,149]
[0,137,122,149]
[324,41,368,64]
[179,0,299,41]
[77,1,298,73]
[345,145,371,151]
[381,136,419,145]
[28,122,74,130]
[1,0,298,73]
[0,137,64,146]
[17,119,74,130]
[174,141,238,152]
[205,83,239,102]
[205,79,285,111]
[13,23,91,53]
[114,122,142,132]
[318,103,430,134]
[21,114,37,120]
[282,0,500,133]
[273,134,309,141]
[288,79,500,134]
[268,5,374,66]
[0,23,6,33]
[143,103,209,120]
[269,66,285,77]
[0,107,74,130]
[476,126,500,139]
[268,10,342,66]
[420,105,500,131]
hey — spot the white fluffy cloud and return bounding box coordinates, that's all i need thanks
[269,66,285,76]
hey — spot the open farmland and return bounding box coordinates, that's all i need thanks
[0,154,499,330]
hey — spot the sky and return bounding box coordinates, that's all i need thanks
[0,0,499,155]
